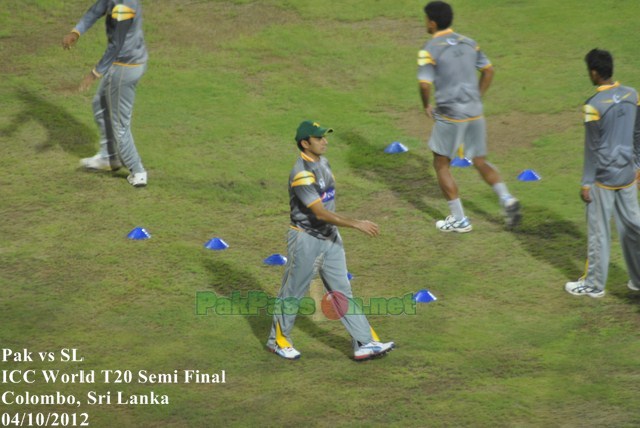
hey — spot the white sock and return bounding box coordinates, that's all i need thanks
[492,183,512,204]
[448,199,465,221]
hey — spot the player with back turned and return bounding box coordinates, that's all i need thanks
[417,1,521,232]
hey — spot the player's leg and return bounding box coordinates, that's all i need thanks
[429,120,471,232]
[79,77,121,171]
[266,230,318,358]
[612,185,640,289]
[317,237,394,359]
[105,64,147,186]
[433,152,458,200]
[579,186,614,295]
[468,118,521,227]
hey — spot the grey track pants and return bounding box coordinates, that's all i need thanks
[585,183,640,290]
[92,63,146,174]
[267,229,376,352]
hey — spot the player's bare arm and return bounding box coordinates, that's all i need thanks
[478,66,494,96]
[419,81,433,118]
[309,202,379,237]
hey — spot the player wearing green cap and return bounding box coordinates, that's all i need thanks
[266,121,395,361]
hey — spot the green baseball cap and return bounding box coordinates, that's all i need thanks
[295,120,333,143]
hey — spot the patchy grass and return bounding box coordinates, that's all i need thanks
[1,0,640,426]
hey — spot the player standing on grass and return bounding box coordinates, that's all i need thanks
[62,0,148,187]
[417,1,521,232]
[564,49,640,298]
[266,120,395,361]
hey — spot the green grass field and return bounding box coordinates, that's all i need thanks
[2,0,640,426]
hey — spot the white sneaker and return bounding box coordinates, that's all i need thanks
[127,172,147,187]
[353,341,395,361]
[435,215,472,233]
[564,278,605,298]
[79,154,122,171]
[503,197,522,228]
[628,280,640,291]
[270,345,301,360]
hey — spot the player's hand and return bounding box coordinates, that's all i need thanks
[62,32,79,50]
[78,72,97,92]
[354,220,379,237]
[424,105,433,119]
[580,187,591,203]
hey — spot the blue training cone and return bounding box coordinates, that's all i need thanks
[384,141,409,154]
[517,169,541,181]
[347,272,354,281]
[413,289,437,303]
[127,227,151,240]
[450,145,472,167]
[450,157,472,167]
[204,237,229,250]
[264,254,287,266]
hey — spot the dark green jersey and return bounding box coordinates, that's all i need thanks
[289,152,337,239]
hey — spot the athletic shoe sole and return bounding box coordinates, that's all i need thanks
[79,157,122,171]
[564,283,605,298]
[268,347,300,360]
[353,343,395,362]
[437,225,472,233]
[435,217,472,233]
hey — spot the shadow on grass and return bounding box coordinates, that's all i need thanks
[342,130,445,220]
[342,130,629,286]
[202,258,352,356]
[0,89,94,157]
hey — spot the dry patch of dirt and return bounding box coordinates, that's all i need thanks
[392,107,580,155]
[149,1,301,52]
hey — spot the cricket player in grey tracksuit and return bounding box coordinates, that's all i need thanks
[266,121,394,361]
[418,1,520,232]
[63,0,148,187]
[565,49,640,298]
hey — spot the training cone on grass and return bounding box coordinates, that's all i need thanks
[450,157,472,167]
[204,237,229,250]
[384,141,408,154]
[518,169,541,181]
[413,289,437,303]
[451,145,472,167]
[127,227,151,240]
[264,254,287,266]
[347,272,354,281]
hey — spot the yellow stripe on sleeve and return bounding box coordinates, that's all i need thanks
[291,171,316,187]
[112,4,136,21]
[583,104,600,123]
[417,50,435,66]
